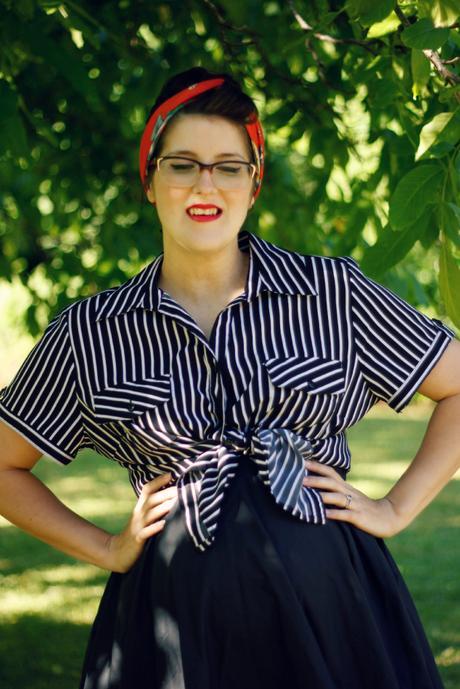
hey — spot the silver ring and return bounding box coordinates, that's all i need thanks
[345,494,353,509]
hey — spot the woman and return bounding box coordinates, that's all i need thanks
[0,67,459,689]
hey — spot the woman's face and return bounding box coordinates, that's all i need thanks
[146,113,256,254]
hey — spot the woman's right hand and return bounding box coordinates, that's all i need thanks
[106,472,178,573]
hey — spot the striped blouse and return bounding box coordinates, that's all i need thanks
[0,229,455,551]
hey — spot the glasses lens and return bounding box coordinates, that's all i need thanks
[159,158,199,186]
[158,158,254,189]
[214,163,252,190]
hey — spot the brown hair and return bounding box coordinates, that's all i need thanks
[145,67,260,187]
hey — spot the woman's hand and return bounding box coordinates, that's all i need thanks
[303,460,403,538]
[106,472,178,573]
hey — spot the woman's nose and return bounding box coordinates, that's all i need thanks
[194,168,217,191]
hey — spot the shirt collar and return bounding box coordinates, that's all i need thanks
[95,229,317,322]
[243,230,317,299]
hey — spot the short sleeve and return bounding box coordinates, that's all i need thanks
[0,309,88,464]
[343,257,456,413]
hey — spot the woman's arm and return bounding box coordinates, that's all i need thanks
[303,338,460,537]
[0,420,177,572]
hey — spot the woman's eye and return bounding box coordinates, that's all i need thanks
[170,163,194,172]
[217,164,242,175]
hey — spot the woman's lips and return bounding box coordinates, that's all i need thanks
[186,209,223,222]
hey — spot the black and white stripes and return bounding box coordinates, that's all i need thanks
[0,229,455,551]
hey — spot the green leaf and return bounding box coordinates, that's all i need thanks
[217,0,249,25]
[401,18,450,50]
[345,0,394,27]
[367,11,400,38]
[439,237,460,327]
[0,81,28,159]
[389,165,444,229]
[367,75,400,108]
[438,84,460,105]
[318,11,344,29]
[15,0,35,19]
[361,217,430,275]
[415,110,460,160]
[395,107,419,150]
[411,49,431,99]
[439,202,460,246]
[335,206,369,255]
[18,22,99,102]
[419,209,440,249]
[418,0,460,27]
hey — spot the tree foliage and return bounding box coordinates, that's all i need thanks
[0,0,459,334]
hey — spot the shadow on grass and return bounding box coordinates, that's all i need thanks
[347,413,460,688]
[0,614,89,689]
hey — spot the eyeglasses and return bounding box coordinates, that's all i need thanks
[150,156,257,190]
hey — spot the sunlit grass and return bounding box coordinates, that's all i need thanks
[0,402,459,688]
[346,404,460,686]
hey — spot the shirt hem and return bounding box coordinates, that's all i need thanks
[0,404,73,465]
[387,330,455,413]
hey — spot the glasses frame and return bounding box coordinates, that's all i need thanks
[151,155,257,187]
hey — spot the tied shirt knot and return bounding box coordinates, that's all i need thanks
[176,427,326,551]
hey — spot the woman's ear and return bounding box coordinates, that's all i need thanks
[145,183,156,205]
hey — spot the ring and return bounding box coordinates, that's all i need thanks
[345,494,353,509]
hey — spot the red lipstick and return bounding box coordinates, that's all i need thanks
[186,204,223,223]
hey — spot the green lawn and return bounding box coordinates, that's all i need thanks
[0,404,459,688]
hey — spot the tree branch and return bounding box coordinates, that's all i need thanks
[288,0,381,55]
[196,0,253,72]
[393,4,411,27]
[423,49,460,86]
[199,0,327,99]
[63,0,127,50]
[395,3,460,92]
[199,0,258,38]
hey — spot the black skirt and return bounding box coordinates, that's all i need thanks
[79,459,444,689]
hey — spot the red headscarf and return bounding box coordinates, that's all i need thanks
[139,78,265,200]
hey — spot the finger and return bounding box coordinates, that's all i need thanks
[319,491,352,508]
[303,475,342,491]
[325,508,354,522]
[137,520,167,542]
[144,497,178,524]
[137,473,174,508]
[144,486,178,508]
[305,460,343,478]
[141,472,173,496]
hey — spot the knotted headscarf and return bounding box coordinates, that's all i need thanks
[139,78,265,200]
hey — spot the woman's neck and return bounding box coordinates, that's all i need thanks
[158,237,249,305]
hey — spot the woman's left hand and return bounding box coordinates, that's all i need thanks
[303,460,403,538]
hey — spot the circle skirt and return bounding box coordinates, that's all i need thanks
[79,459,444,689]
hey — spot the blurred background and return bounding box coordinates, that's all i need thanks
[0,0,459,342]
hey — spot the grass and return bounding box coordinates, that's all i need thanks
[0,403,459,688]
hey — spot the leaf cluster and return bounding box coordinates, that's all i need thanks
[0,0,459,332]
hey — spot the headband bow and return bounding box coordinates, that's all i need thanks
[139,78,265,200]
